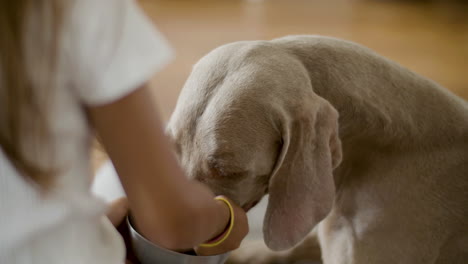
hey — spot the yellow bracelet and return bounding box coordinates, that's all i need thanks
[199,196,235,248]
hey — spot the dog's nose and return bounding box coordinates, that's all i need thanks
[242,199,260,212]
[193,174,204,182]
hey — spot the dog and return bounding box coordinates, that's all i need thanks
[166,35,468,264]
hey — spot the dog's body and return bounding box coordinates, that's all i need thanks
[166,36,468,264]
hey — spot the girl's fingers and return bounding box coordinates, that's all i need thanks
[106,197,129,227]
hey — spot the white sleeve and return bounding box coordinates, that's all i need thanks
[65,0,173,105]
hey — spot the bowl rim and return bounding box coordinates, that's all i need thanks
[126,216,229,260]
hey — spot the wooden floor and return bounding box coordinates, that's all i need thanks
[140,0,468,120]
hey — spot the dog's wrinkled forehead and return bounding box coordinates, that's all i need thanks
[169,43,287,140]
[167,39,307,180]
[192,99,271,164]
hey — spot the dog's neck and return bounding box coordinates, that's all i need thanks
[287,42,467,153]
[281,39,468,192]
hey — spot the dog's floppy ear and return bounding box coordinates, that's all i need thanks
[263,94,342,251]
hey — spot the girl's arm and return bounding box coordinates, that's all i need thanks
[88,83,248,251]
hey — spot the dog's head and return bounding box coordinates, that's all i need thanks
[167,41,342,251]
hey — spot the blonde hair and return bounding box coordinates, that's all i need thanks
[0,0,64,190]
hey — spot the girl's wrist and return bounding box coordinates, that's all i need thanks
[213,198,231,238]
[200,196,233,247]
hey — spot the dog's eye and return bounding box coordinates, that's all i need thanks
[228,171,248,180]
[207,156,248,179]
[210,167,248,180]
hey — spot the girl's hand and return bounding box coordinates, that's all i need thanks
[106,197,129,227]
[106,197,140,264]
[194,196,249,256]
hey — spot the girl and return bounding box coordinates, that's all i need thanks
[0,0,248,263]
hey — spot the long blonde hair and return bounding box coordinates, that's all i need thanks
[0,0,63,189]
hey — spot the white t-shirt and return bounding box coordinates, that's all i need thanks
[0,0,172,263]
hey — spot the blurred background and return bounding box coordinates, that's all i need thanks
[139,0,468,120]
